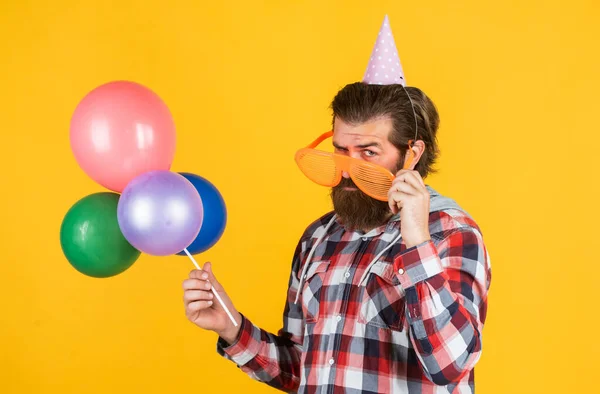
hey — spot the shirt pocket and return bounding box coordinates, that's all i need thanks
[358,260,406,331]
[300,260,330,323]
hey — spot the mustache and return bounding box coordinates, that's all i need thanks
[335,177,358,189]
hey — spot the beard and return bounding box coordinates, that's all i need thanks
[330,177,393,232]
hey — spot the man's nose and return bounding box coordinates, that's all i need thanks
[342,171,350,179]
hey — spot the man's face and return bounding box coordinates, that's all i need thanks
[330,116,402,232]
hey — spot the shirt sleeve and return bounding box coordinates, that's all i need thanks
[393,227,491,385]
[216,240,306,392]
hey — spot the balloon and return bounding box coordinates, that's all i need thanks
[60,193,141,278]
[176,173,227,255]
[70,81,176,192]
[117,171,203,256]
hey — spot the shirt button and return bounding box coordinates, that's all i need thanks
[329,358,335,365]
[398,268,405,275]
[344,272,350,278]
[336,315,342,322]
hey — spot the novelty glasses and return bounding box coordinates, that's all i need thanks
[295,131,415,201]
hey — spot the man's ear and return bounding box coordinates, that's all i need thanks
[403,140,425,170]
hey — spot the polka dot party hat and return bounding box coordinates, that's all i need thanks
[363,15,406,86]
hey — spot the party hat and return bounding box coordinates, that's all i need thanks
[363,15,406,86]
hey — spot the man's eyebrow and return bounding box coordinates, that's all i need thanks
[333,142,347,150]
[356,141,383,149]
[333,141,383,150]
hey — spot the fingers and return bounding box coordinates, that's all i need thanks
[202,262,223,291]
[182,278,212,291]
[389,171,427,203]
[396,172,424,190]
[189,264,221,289]
[187,300,213,312]
[189,269,208,280]
[183,290,214,305]
[394,170,426,188]
[388,175,418,212]
[388,170,429,214]
[389,178,415,196]
[389,191,408,213]
[188,266,222,292]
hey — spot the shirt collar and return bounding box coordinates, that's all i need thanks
[334,212,400,239]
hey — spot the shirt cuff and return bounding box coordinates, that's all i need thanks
[216,313,261,367]
[393,240,443,289]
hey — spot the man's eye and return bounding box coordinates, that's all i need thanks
[363,150,377,157]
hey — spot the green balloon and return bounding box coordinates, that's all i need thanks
[60,192,141,278]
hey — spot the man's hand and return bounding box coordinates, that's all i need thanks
[388,170,431,249]
[183,262,242,345]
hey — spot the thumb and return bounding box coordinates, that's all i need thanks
[203,262,223,291]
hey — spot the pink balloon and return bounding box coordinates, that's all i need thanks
[70,81,176,192]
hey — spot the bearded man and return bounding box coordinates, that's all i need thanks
[182,15,491,394]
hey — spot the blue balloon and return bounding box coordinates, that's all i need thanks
[176,173,227,255]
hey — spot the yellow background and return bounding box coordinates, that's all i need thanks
[1,1,597,393]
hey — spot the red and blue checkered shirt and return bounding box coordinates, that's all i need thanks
[217,187,491,393]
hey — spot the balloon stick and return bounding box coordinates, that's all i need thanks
[183,248,238,327]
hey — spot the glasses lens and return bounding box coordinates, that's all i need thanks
[349,162,393,201]
[296,150,339,186]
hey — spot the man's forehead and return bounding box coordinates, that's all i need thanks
[333,117,393,144]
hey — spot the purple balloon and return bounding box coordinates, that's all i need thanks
[117,171,203,256]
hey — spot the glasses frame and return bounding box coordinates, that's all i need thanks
[294,131,414,201]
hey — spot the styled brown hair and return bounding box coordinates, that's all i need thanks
[330,82,440,178]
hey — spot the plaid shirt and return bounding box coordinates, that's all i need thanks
[217,187,491,393]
